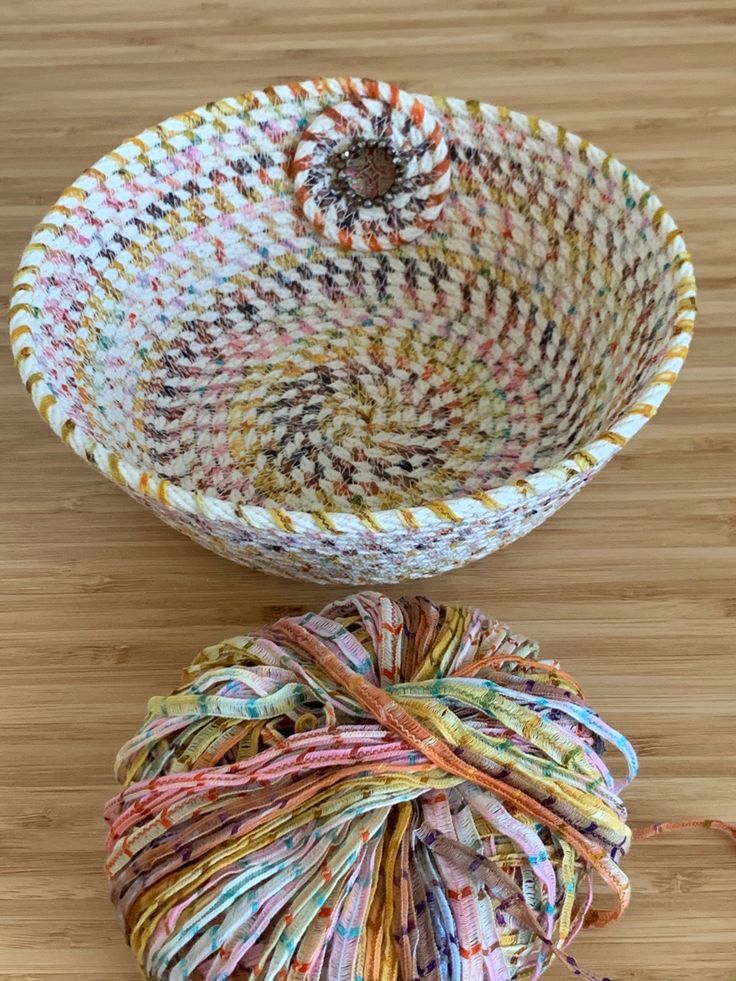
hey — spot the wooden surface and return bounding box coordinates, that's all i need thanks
[1,1,735,978]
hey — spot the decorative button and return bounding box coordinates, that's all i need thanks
[331,136,406,210]
[293,79,451,251]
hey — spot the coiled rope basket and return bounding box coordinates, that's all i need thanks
[11,77,696,583]
[107,592,641,980]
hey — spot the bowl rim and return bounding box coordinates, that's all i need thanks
[9,76,697,538]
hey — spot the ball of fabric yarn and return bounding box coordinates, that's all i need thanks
[105,593,639,980]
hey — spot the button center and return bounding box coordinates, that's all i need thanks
[331,138,405,207]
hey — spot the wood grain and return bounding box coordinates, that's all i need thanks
[1,1,735,978]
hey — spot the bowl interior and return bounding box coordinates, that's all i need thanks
[25,92,681,514]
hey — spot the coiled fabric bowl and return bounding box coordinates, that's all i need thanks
[10,76,696,583]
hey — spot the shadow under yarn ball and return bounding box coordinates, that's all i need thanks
[105,592,639,980]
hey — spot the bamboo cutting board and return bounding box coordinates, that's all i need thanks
[1,1,734,977]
